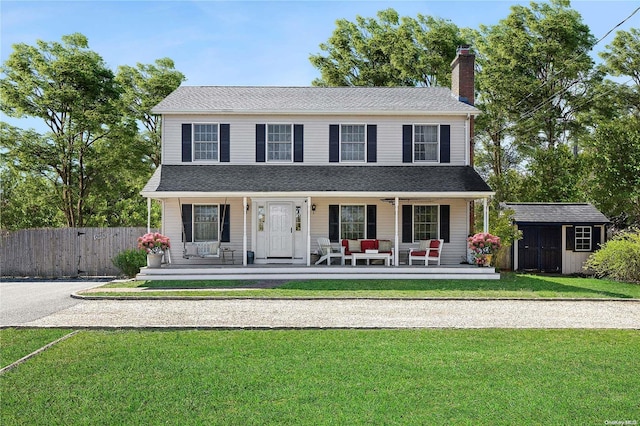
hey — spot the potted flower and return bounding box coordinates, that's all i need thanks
[467,232,501,267]
[138,232,171,268]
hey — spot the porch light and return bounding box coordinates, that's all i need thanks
[312,204,316,213]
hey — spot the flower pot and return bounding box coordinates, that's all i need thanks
[485,254,493,267]
[147,253,163,268]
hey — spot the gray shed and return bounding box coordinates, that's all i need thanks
[503,203,609,274]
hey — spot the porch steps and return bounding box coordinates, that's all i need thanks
[136,265,500,281]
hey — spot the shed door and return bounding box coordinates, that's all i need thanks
[518,226,562,272]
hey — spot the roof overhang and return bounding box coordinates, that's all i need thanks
[152,110,480,117]
[142,190,493,199]
[141,164,494,199]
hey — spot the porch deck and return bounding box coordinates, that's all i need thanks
[136,264,500,281]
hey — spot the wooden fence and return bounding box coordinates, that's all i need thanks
[0,227,156,278]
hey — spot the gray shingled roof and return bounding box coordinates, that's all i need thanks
[143,165,492,194]
[503,203,609,224]
[152,86,480,115]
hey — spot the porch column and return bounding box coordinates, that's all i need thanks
[394,197,399,267]
[147,198,151,233]
[243,197,247,266]
[483,197,489,233]
[307,196,312,266]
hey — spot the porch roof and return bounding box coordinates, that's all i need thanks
[142,165,493,198]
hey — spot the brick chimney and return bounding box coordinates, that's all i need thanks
[450,45,475,105]
[451,45,477,233]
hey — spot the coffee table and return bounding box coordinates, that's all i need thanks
[351,252,393,266]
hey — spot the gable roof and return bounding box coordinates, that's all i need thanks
[152,86,480,115]
[503,203,609,224]
[142,165,492,197]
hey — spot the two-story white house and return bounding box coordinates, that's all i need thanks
[139,47,495,278]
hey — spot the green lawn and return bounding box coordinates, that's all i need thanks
[91,274,640,299]
[0,328,73,368]
[1,329,638,424]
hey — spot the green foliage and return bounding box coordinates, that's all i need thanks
[0,33,181,229]
[585,229,640,283]
[112,248,147,278]
[310,8,466,87]
[472,0,596,204]
[581,116,640,227]
[116,58,185,168]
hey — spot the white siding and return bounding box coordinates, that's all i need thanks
[162,114,469,166]
[162,196,470,265]
[309,197,469,265]
[562,225,604,275]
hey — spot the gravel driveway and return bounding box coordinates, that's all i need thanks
[20,298,640,329]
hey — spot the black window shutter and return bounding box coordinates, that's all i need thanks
[366,205,377,239]
[182,124,192,162]
[181,204,193,242]
[221,204,231,242]
[294,124,304,162]
[367,125,377,163]
[329,125,340,163]
[402,205,413,243]
[440,124,450,163]
[329,205,340,242]
[566,226,575,251]
[402,125,413,163]
[440,205,450,243]
[256,124,266,162]
[592,226,601,252]
[220,124,230,162]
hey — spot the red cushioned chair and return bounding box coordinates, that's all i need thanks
[408,239,444,266]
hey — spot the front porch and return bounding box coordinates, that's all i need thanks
[136,264,500,281]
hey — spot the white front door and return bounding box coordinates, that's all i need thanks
[268,202,293,257]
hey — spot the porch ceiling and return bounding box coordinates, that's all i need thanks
[142,165,494,198]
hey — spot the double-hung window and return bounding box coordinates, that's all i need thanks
[341,124,365,162]
[414,124,438,162]
[575,226,592,251]
[267,124,292,161]
[193,124,218,161]
[193,205,219,242]
[413,205,438,241]
[341,205,365,240]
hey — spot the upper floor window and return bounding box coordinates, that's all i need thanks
[414,124,438,162]
[413,205,438,241]
[575,226,592,251]
[193,205,219,241]
[341,124,365,162]
[341,205,365,240]
[193,124,218,161]
[267,124,292,161]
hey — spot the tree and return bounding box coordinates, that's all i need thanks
[309,8,466,87]
[1,33,124,227]
[576,29,640,228]
[472,0,596,202]
[116,58,185,168]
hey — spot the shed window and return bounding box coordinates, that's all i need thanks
[575,226,592,251]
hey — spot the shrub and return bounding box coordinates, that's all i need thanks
[112,248,147,278]
[585,229,640,283]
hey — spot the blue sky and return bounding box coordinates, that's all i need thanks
[1,0,638,130]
